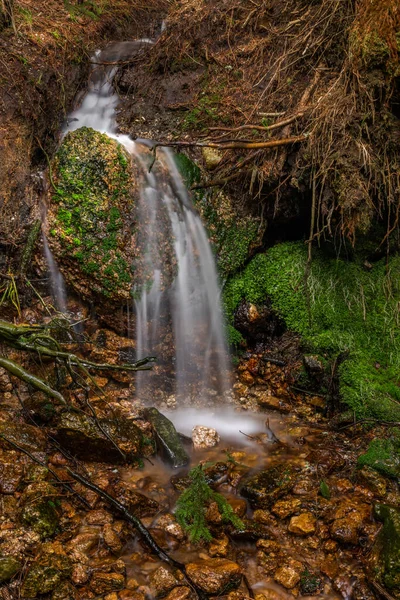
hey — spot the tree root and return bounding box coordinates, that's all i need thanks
[0,356,66,405]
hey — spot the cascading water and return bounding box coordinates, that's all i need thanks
[58,40,231,403]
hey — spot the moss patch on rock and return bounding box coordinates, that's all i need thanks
[175,152,263,279]
[48,127,137,302]
[224,241,400,420]
[358,436,400,480]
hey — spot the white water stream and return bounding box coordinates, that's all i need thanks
[53,40,231,404]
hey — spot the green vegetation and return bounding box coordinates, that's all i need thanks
[175,464,244,543]
[174,153,261,279]
[358,435,400,479]
[300,569,321,595]
[224,241,400,420]
[49,127,135,299]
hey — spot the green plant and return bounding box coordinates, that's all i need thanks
[175,464,244,543]
[0,275,21,316]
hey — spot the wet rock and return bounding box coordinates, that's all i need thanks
[352,578,376,600]
[299,569,321,594]
[271,497,301,519]
[52,581,78,600]
[47,127,137,305]
[149,566,178,597]
[329,500,371,545]
[209,533,230,557]
[240,465,295,509]
[90,572,126,595]
[186,559,242,594]
[66,532,100,557]
[86,509,114,526]
[234,301,283,343]
[145,407,189,468]
[165,587,195,600]
[71,563,90,585]
[155,514,185,541]
[320,557,339,579]
[0,421,46,456]
[303,355,324,374]
[21,542,72,598]
[0,556,21,583]
[0,527,41,558]
[273,559,303,589]
[0,451,24,494]
[54,410,143,463]
[357,466,387,498]
[113,482,159,518]
[25,393,56,423]
[374,503,400,590]
[255,392,291,413]
[20,482,60,538]
[103,522,124,553]
[288,512,316,535]
[192,425,220,449]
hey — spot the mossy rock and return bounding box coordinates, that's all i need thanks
[239,465,296,509]
[54,410,143,463]
[47,127,137,303]
[20,482,61,539]
[174,152,263,279]
[0,556,21,583]
[358,438,400,481]
[21,542,72,598]
[374,504,400,590]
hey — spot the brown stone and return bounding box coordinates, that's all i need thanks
[90,572,125,595]
[71,564,90,585]
[209,534,230,558]
[271,498,301,519]
[288,512,316,535]
[150,566,179,597]
[186,559,242,594]
[0,458,23,494]
[86,509,113,525]
[273,560,303,589]
[165,587,195,600]
[103,523,124,553]
[320,558,339,579]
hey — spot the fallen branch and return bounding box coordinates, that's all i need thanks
[151,135,308,151]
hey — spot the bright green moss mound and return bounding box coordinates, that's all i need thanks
[224,241,400,420]
[175,152,261,279]
[49,127,135,300]
[358,437,400,480]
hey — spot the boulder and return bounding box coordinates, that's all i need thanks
[144,408,189,468]
[54,410,143,462]
[192,425,220,449]
[47,127,137,305]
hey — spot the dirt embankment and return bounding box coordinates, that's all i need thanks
[116,0,400,251]
[0,0,165,267]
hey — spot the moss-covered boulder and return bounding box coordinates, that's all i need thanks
[374,504,400,591]
[47,127,137,303]
[358,438,400,481]
[174,153,263,279]
[54,410,143,463]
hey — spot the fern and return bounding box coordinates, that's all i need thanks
[175,464,244,543]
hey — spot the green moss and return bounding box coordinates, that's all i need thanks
[224,242,400,420]
[49,127,135,299]
[358,436,400,480]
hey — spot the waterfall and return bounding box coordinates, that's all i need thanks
[60,41,231,403]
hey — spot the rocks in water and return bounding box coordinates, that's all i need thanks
[47,127,137,305]
[21,542,72,598]
[273,559,303,589]
[144,408,189,468]
[328,499,371,545]
[20,482,60,539]
[113,481,159,518]
[89,572,126,595]
[54,410,143,463]
[185,559,242,594]
[288,512,316,535]
[271,497,301,519]
[374,503,400,590]
[240,465,295,509]
[0,556,21,583]
[192,425,220,449]
[208,533,230,557]
[357,466,387,497]
[149,566,179,597]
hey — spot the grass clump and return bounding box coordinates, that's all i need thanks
[175,464,244,543]
[224,241,400,420]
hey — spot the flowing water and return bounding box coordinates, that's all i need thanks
[54,40,230,403]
